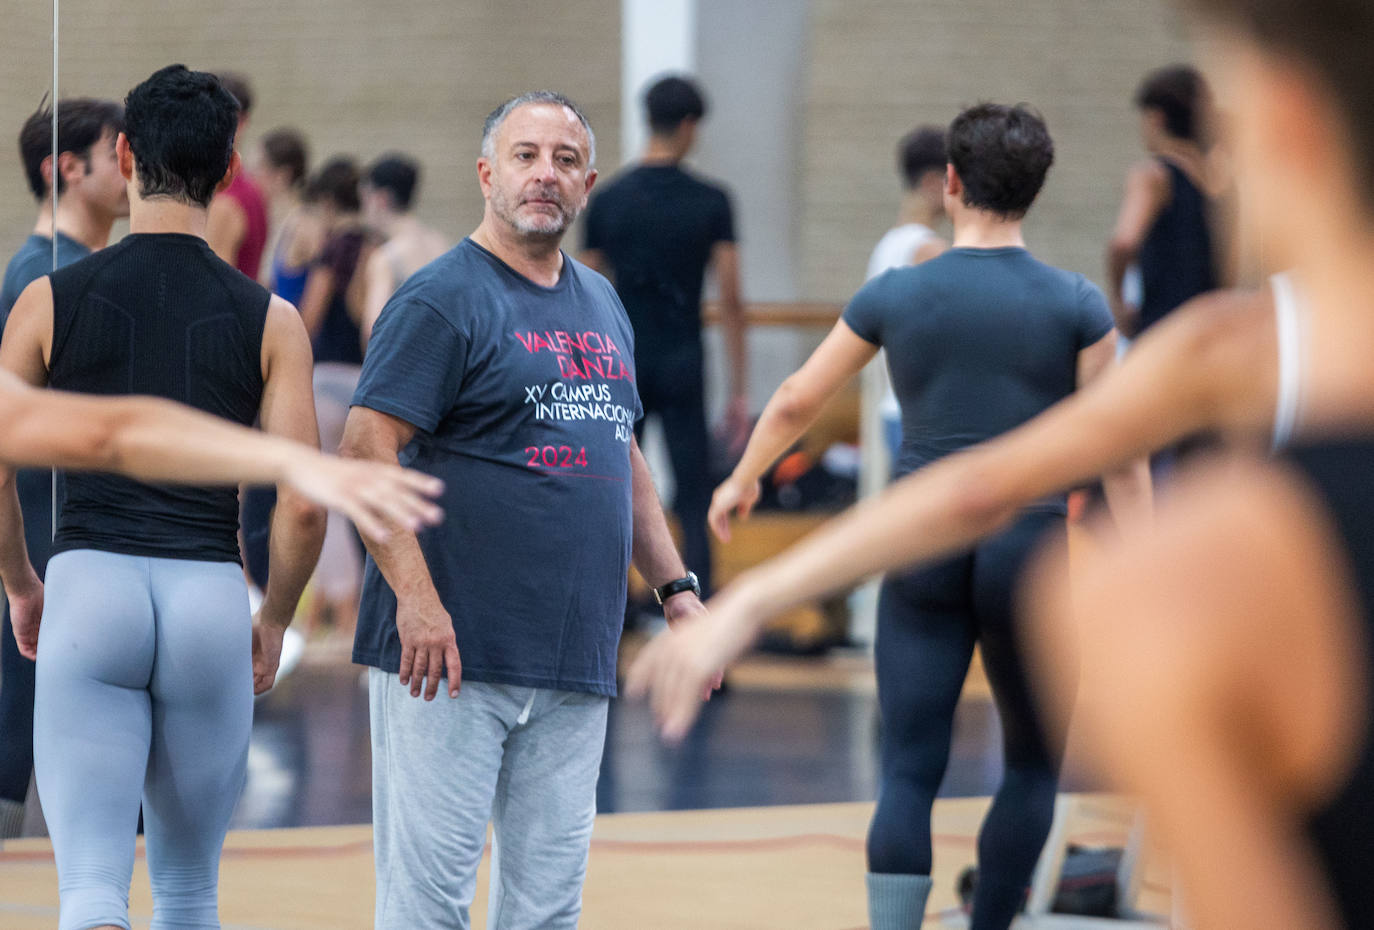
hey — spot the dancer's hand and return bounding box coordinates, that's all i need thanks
[662,592,724,695]
[251,613,287,695]
[283,453,444,544]
[708,475,761,543]
[627,585,760,742]
[6,569,43,661]
[396,592,461,700]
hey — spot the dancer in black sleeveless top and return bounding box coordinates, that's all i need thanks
[0,66,442,929]
[46,231,268,561]
[1107,65,1219,338]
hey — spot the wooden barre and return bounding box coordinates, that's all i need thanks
[701,301,842,327]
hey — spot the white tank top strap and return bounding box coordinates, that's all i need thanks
[1271,271,1304,451]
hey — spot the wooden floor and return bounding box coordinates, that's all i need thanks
[0,794,1171,929]
[1,514,1158,926]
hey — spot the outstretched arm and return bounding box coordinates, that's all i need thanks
[709,319,878,540]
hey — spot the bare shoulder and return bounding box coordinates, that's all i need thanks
[261,294,312,369]
[1127,158,1169,190]
[2,277,55,363]
[9,275,53,318]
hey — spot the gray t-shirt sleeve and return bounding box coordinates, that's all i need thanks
[840,273,888,346]
[1076,277,1115,348]
[352,297,469,433]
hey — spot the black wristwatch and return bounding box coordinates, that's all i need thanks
[653,571,701,605]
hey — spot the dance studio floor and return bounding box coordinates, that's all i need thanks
[0,641,1171,927]
[0,795,1172,928]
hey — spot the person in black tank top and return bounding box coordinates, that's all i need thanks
[0,66,432,930]
[299,157,368,366]
[1107,65,1218,338]
[46,232,268,561]
[1137,160,1216,331]
[1025,1,1374,925]
[297,157,370,638]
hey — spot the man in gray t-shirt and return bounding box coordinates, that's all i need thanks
[0,97,126,840]
[341,91,705,930]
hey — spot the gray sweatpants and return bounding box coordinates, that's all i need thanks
[368,669,609,930]
[34,550,253,930]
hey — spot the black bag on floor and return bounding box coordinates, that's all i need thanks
[957,845,1124,918]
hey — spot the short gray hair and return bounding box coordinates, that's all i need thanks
[481,91,596,167]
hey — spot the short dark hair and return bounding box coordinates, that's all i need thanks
[897,125,947,189]
[18,98,124,200]
[1134,65,1208,142]
[1184,0,1374,207]
[215,71,254,117]
[123,64,240,208]
[481,90,597,167]
[305,157,361,212]
[260,127,308,188]
[946,103,1054,220]
[644,75,706,135]
[366,154,420,210]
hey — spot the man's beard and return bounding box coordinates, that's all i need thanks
[491,181,580,238]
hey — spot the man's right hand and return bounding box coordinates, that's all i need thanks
[396,593,461,700]
[6,570,43,661]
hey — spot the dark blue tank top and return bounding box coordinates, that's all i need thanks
[46,233,269,563]
[1285,439,1374,930]
[271,250,309,307]
[1138,160,1216,332]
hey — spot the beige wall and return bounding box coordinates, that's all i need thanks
[0,0,622,262]
[1,5,54,257]
[799,0,1193,300]
[5,1,1195,301]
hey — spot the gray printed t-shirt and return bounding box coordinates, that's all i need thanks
[351,238,642,696]
[843,246,1114,513]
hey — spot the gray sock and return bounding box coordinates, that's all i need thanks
[867,871,933,930]
[0,798,25,840]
